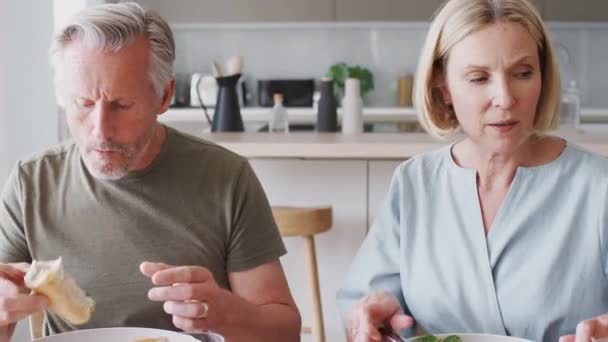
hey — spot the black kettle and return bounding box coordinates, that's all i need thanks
[212,73,244,132]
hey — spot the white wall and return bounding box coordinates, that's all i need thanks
[0,1,56,340]
[0,49,8,183]
[0,1,58,186]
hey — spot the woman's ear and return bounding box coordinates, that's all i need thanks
[435,71,452,106]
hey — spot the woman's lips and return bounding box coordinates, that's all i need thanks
[487,121,519,132]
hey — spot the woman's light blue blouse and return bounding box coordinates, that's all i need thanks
[337,141,608,342]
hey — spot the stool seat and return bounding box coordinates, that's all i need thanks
[272,206,332,237]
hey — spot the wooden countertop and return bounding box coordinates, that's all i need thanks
[163,107,608,124]
[176,126,608,159]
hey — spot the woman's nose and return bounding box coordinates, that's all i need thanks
[492,78,516,110]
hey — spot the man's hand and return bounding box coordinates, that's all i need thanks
[0,263,49,326]
[560,313,608,342]
[347,291,414,342]
[140,262,232,333]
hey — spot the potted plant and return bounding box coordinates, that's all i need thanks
[326,62,375,99]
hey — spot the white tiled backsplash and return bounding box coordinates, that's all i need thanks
[172,22,608,107]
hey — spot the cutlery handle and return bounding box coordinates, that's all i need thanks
[378,325,404,342]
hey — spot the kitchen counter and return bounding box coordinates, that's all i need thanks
[162,106,608,124]
[175,127,608,159]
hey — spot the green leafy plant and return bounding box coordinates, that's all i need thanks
[415,335,462,342]
[326,62,375,98]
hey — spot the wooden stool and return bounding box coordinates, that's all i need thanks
[272,206,332,342]
[30,311,44,339]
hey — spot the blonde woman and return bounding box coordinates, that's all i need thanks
[337,0,608,341]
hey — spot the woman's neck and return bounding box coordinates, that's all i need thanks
[453,136,547,191]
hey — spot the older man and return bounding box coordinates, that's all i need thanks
[0,2,300,341]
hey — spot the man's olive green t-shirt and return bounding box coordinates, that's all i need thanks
[0,126,286,335]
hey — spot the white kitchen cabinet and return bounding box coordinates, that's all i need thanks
[249,159,368,342]
[542,0,608,21]
[134,0,334,22]
[335,0,443,21]
[367,160,404,229]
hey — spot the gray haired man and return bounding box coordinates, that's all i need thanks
[0,2,301,341]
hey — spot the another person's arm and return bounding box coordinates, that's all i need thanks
[337,164,414,342]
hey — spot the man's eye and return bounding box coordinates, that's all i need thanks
[76,100,94,108]
[112,102,132,110]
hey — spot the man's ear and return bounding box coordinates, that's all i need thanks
[157,78,175,115]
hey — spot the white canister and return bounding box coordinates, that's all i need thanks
[190,73,218,107]
[341,78,363,134]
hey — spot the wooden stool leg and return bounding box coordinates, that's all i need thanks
[303,235,325,342]
[30,311,44,339]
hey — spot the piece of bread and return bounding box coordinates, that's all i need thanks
[24,257,95,325]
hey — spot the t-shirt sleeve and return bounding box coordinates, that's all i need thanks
[0,163,31,263]
[336,164,411,334]
[225,160,286,272]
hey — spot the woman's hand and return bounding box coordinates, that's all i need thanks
[560,314,608,342]
[347,291,414,342]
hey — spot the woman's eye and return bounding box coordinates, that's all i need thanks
[516,70,534,79]
[469,76,487,84]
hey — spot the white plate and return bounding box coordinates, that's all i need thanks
[33,327,224,342]
[407,333,534,342]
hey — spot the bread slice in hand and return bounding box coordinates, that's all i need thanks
[24,257,95,325]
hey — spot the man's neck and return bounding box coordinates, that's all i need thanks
[130,123,167,172]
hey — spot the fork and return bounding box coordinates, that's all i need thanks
[378,326,405,342]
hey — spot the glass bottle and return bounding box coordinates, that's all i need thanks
[269,93,289,133]
[560,80,581,129]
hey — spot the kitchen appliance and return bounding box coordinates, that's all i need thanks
[171,73,191,107]
[258,79,315,107]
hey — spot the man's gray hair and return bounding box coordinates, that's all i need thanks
[50,2,175,99]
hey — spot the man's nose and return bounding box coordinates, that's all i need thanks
[91,103,115,141]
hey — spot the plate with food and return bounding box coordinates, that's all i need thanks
[32,327,224,342]
[406,334,534,342]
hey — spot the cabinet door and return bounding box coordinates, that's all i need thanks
[336,0,443,21]
[249,159,367,342]
[368,160,404,229]
[542,0,608,21]
[135,0,334,22]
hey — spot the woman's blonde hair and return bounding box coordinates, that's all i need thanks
[414,0,561,139]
